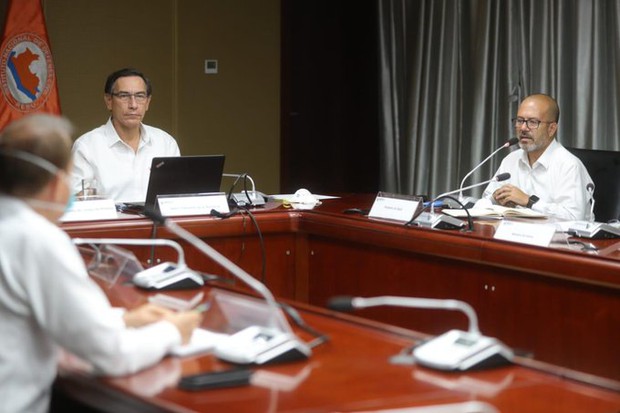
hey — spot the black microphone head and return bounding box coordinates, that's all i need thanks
[495,172,511,182]
[143,207,167,225]
[586,183,595,192]
[506,137,519,146]
[327,296,356,312]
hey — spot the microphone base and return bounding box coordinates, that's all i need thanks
[412,212,465,230]
[231,191,266,207]
[413,329,513,371]
[568,221,620,239]
[459,196,478,209]
[132,263,205,290]
[214,326,311,365]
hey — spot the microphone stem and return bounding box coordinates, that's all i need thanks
[354,296,480,335]
[161,218,292,333]
[432,178,496,214]
[223,173,257,195]
[458,144,507,201]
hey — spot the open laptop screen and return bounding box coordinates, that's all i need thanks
[135,154,225,212]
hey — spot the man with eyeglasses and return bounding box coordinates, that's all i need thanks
[71,68,180,202]
[480,93,594,221]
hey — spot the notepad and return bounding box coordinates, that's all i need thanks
[442,206,547,219]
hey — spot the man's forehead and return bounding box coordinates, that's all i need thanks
[113,76,147,91]
[518,99,548,115]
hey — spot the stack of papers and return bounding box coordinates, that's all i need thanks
[442,206,547,219]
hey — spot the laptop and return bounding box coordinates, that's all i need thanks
[118,155,226,214]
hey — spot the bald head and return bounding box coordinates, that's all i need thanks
[0,114,74,196]
[521,94,560,123]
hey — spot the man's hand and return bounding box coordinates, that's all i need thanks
[165,311,203,344]
[492,184,529,207]
[123,303,174,328]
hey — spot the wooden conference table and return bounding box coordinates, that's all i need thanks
[57,194,620,412]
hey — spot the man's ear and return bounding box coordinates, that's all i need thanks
[48,173,63,201]
[104,94,113,111]
[47,172,70,205]
[548,121,558,138]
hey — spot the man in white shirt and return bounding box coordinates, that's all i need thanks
[72,68,180,202]
[481,94,594,221]
[0,114,201,413]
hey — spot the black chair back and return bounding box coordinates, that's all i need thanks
[567,147,620,222]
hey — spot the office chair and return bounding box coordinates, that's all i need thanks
[566,147,620,223]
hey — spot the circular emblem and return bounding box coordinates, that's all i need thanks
[0,32,55,112]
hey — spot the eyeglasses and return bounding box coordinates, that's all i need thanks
[110,92,149,103]
[512,117,555,130]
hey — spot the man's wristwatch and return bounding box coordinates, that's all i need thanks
[526,195,540,209]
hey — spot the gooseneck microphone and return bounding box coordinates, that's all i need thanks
[409,173,510,231]
[72,237,205,290]
[327,295,513,371]
[143,207,311,364]
[431,173,511,214]
[328,295,480,334]
[458,137,519,201]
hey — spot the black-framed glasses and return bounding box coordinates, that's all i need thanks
[110,92,149,103]
[512,117,555,130]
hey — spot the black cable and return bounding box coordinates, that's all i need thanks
[242,174,254,207]
[404,195,474,231]
[237,207,267,284]
[226,173,246,206]
[404,199,431,227]
[225,173,263,207]
[149,221,159,267]
[210,208,239,219]
[433,195,474,231]
[210,206,266,284]
[278,302,330,349]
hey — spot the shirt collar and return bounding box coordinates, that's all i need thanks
[103,118,149,148]
[0,194,32,216]
[518,139,560,170]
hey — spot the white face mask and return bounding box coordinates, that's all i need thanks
[0,149,74,212]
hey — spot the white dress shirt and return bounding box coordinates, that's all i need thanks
[0,196,181,413]
[72,118,180,202]
[481,139,594,221]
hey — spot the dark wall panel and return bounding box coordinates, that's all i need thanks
[281,0,379,194]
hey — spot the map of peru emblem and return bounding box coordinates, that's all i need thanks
[1,32,55,112]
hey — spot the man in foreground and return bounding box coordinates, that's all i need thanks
[0,114,200,413]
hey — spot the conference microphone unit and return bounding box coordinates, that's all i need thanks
[73,237,205,290]
[587,183,595,223]
[143,207,311,365]
[568,183,620,238]
[223,173,266,207]
[458,137,519,206]
[411,173,511,230]
[327,295,513,371]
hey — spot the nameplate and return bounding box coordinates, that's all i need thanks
[60,199,118,222]
[494,220,556,247]
[368,192,423,222]
[157,192,230,217]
